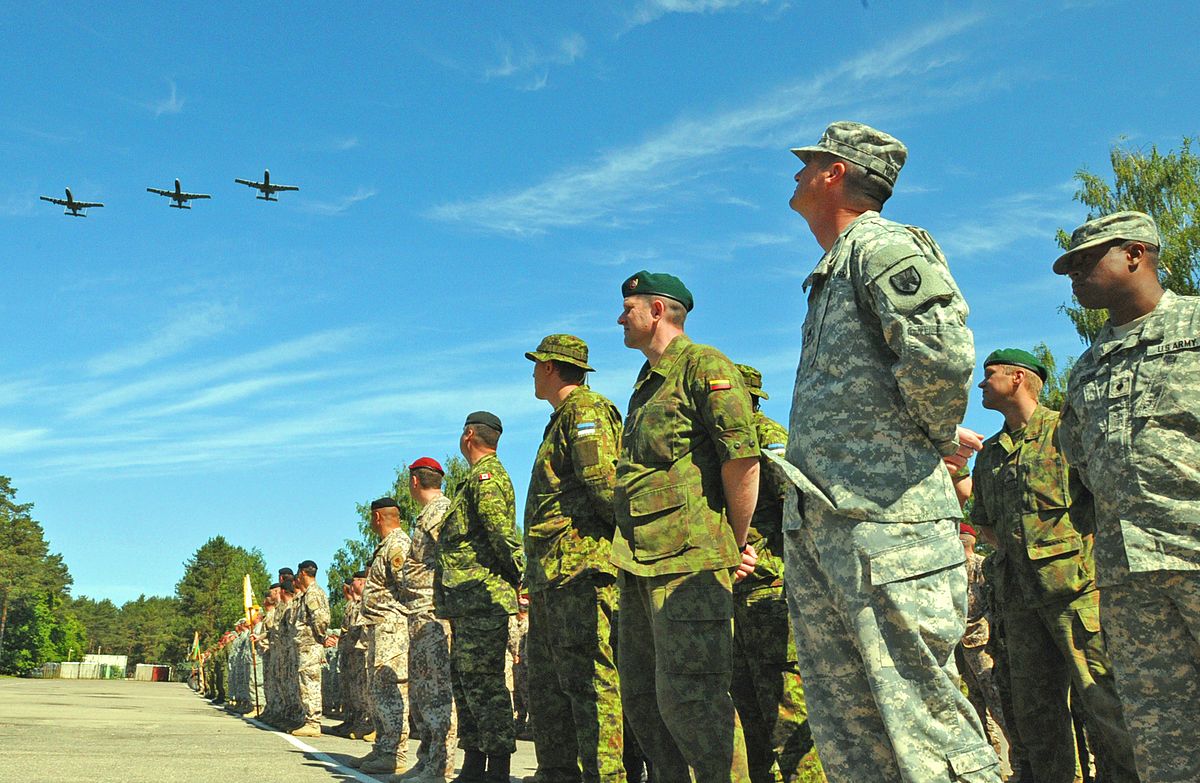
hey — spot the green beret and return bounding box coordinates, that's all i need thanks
[525,333,595,371]
[790,121,907,188]
[465,410,503,434]
[984,348,1048,381]
[621,270,694,312]
[1053,211,1161,274]
[735,363,768,400]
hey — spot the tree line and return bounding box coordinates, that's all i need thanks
[2,136,1195,676]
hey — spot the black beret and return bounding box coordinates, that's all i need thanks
[343,576,354,586]
[297,559,318,573]
[370,497,400,510]
[269,582,281,590]
[465,410,503,433]
[352,570,366,579]
[277,567,295,577]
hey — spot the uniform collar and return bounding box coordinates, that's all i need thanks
[804,211,880,291]
[1021,404,1055,441]
[638,334,692,382]
[1091,290,1175,359]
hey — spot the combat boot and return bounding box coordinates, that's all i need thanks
[404,769,448,783]
[290,721,322,738]
[361,752,407,775]
[347,749,379,769]
[450,750,486,783]
[484,754,510,783]
[392,759,426,780]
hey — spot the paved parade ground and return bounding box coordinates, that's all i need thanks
[0,677,537,782]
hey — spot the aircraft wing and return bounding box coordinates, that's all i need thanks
[147,188,173,196]
[75,201,104,208]
[273,184,299,192]
[179,192,211,200]
[40,196,69,206]
[234,178,261,188]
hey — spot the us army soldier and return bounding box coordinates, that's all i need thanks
[435,412,525,783]
[783,121,998,782]
[614,271,760,783]
[524,334,626,783]
[1055,211,1200,782]
[292,560,331,737]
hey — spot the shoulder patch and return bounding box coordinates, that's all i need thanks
[708,378,732,391]
[478,472,492,481]
[889,265,922,295]
[575,421,597,437]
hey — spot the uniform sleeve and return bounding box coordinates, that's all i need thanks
[758,418,790,504]
[859,234,974,455]
[310,591,331,640]
[691,349,760,462]
[475,473,525,586]
[969,459,991,531]
[1056,395,1089,486]
[566,400,622,528]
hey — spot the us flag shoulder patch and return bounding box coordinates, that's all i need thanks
[478,472,492,481]
[708,378,732,391]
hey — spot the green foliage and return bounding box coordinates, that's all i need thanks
[1059,136,1200,343]
[1031,342,1075,411]
[175,535,270,650]
[326,455,470,623]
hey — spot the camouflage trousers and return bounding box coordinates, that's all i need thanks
[410,612,457,777]
[986,617,1031,777]
[528,577,625,783]
[367,619,410,757]
[1101,570,1200,782]
[1004,590,1139,783]
[246,642,265,712]
[340,641,369,728]
[731,584,813,783]
[782,512,1000,783]
[282,640,304,725]
[617,567,750,783]
[323,645,340,714]
[450,613,516,755]
[298,643,324,725]
[953,643,1012,776]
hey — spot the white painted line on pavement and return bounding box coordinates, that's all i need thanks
[247,718,381,783]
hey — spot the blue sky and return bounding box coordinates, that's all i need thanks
[2,1,1196,604]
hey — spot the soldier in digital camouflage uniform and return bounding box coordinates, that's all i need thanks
[509,603,529,739]
[781,121,999,782]
[346,571,376,740]
[350,497,414,775]
[292,560,331,737]
[523,334,626,783]
[435,411,525,783]
[248,605,266,716]
[331,578,357,735]
[257,584,281,723]
[402,457,458,783]
[731,363,812,783]
[1055,211,1200,782]
[972,347,1138,783]
[614,271,761,783]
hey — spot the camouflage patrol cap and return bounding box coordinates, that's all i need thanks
[735,363,768,400]
[984,348,1048,382]
[1053,211,1161,274]
[790,121,908,188]
[621,270,694,312]
[525,333,595,371]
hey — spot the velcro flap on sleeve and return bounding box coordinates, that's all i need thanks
[868,530,964,586]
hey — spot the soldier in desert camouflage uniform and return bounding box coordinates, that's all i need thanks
[257,583,282,724]
[523,334,626,783]
[614,271,761,783]
[331,578,357,735]
[401,457,457,783]
[781,121,999,782]
[1055,211,1200,782]
[291,560,331,737]
[436,412,525,783]
[972,347,1138,783]
[350,497,414,776]
[731,363,812,783]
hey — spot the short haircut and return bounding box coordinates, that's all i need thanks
[411,466,443,490]
[1122,239,1161,266]
[997,364,1044,399]
[468,422,501,449]
[297,561,318,577]
[816,151,892,210]
[661,297,688,326]
[550,360,587,385]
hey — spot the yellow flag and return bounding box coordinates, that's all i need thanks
[243,574,254,623]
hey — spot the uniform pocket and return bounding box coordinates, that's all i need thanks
[628,483,690,562]
[629,402,681,464]
[868,530,964,586]
[946,744,998,781]
[663,571,734,677]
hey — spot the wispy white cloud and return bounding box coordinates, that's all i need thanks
[429,13,985,235]
[300,187,377,216]
[484,33,586,91]
[628,0,772,27]
[87,303,237,376]
[148,80,184,117]
[0,427,49,454]
[333,136,360,151]
[936,182,1081,260]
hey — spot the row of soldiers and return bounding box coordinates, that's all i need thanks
[202,120,1197,783]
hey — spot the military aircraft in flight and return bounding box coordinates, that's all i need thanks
[234,169,299,201]
[147,179,211,209]
[39,188,104,217]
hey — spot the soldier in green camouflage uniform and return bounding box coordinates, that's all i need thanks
[523,334,626,783]
[435,411,525,783]
[292,561,331,737]
[403,458,457,783]
[614,271,761,783]
[781,122,999,782]
[972,347,1138,783]
[1055,211,1200,782]
[731,364,812,783]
